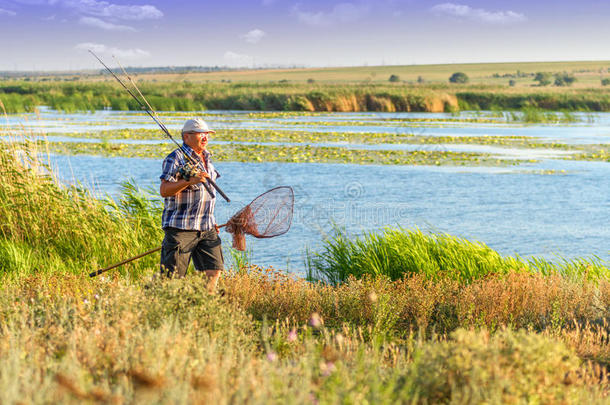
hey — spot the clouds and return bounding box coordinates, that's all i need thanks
[224,51,252,66]
[79,16,135,31]
[241,29,266,44]
[431,3,526,24]
[62,0,163,21]
[293,2,369,26]
[11,0,162,30]
[75,42,150,59]
[0,8,16,16]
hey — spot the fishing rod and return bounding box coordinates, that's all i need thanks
[89,50,230,202]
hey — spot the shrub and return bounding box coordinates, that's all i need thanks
[307,78,315,84]
[388,74,400,83]
[534,72,552,86]
[601,78,610,86]
[509,79,516,87]
[410,329,586,404]
[554,73,577,87]
[449,72,469,84]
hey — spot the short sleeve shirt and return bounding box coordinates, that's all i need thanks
[160,144,220,231]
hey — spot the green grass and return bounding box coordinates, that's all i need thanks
[307,227,609,284]
[0,142,162,277]
[1,138,610,402]
[4,76,610,113]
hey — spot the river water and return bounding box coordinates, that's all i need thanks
[3,109,610,274]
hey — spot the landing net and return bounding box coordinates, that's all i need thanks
[224,186,294,251]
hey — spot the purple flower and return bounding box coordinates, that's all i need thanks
[309,313,323,328]
[287,328,297,342]
[266,351,277,362]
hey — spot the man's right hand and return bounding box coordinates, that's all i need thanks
[188,171,210,185]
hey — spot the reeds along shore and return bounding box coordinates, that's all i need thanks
[2,80,610,113]
[1,141,610,403]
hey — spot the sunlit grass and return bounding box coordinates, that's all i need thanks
[1,134,610,403]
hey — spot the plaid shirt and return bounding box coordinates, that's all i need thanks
[160,144,220,231]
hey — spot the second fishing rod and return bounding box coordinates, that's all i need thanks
[89,50,230,203]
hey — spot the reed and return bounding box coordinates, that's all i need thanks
[306,227,609,284]
[0,140,162,277]
[4,80,610,113]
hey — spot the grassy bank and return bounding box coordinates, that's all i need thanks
[1,142,610,403]
[306,227,609,284]
[2,272,609,403]
[0,141,161,277]
[3,80,610,113]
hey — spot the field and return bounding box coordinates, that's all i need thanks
[1,129,610,403]
[3,60,610,113]
[21,60,610,86]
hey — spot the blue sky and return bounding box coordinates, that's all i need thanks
[1,0,609,71]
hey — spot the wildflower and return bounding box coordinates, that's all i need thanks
[309,312,323,328]
[83,299,90,305]
[287,328,297,342]
[335,333,344,347]
[320,361,336,377]
[266,351,277,362]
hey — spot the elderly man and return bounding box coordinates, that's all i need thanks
[159,118,223,292]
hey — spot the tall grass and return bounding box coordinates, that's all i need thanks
[0,140,162,277]
[1,135,610,402]
[307,227,609,284]
[3,80,610,113]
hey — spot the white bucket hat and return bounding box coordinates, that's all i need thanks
[182,118,216,134]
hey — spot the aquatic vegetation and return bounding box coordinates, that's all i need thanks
[43,140,523,166]
[567,148,610,162]
[47,127,578,151]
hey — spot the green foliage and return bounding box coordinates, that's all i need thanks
[508,79,516,87]
[307,227,525,284]
[307,227,609,285]
[601,78,610,86]
[534,72,552,86]
[388,74,400,83]
[0,144,163,276]
[449,72,469,84]
[456,90,610,111]
[410,329,585,403]
[555,72,577,87]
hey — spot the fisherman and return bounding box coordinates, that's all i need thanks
[159,118,223,292]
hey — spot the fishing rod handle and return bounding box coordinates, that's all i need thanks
[89,246,162,277]
[207,178,230,202]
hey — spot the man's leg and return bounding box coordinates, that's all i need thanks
[193,230,224,293]
[160,228,197,278]
[204,270,222,293]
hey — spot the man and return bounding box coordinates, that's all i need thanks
[159,118,223,292]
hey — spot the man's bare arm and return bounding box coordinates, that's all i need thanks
[160,172,210,197]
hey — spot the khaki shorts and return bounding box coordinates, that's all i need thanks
[160,227,224,278]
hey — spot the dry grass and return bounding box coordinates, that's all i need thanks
[1,270,609,403]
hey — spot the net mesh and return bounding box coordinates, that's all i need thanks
[224,186,294,251]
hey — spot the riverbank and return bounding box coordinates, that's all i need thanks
[3,80,610,113]
[1,142,610,403]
